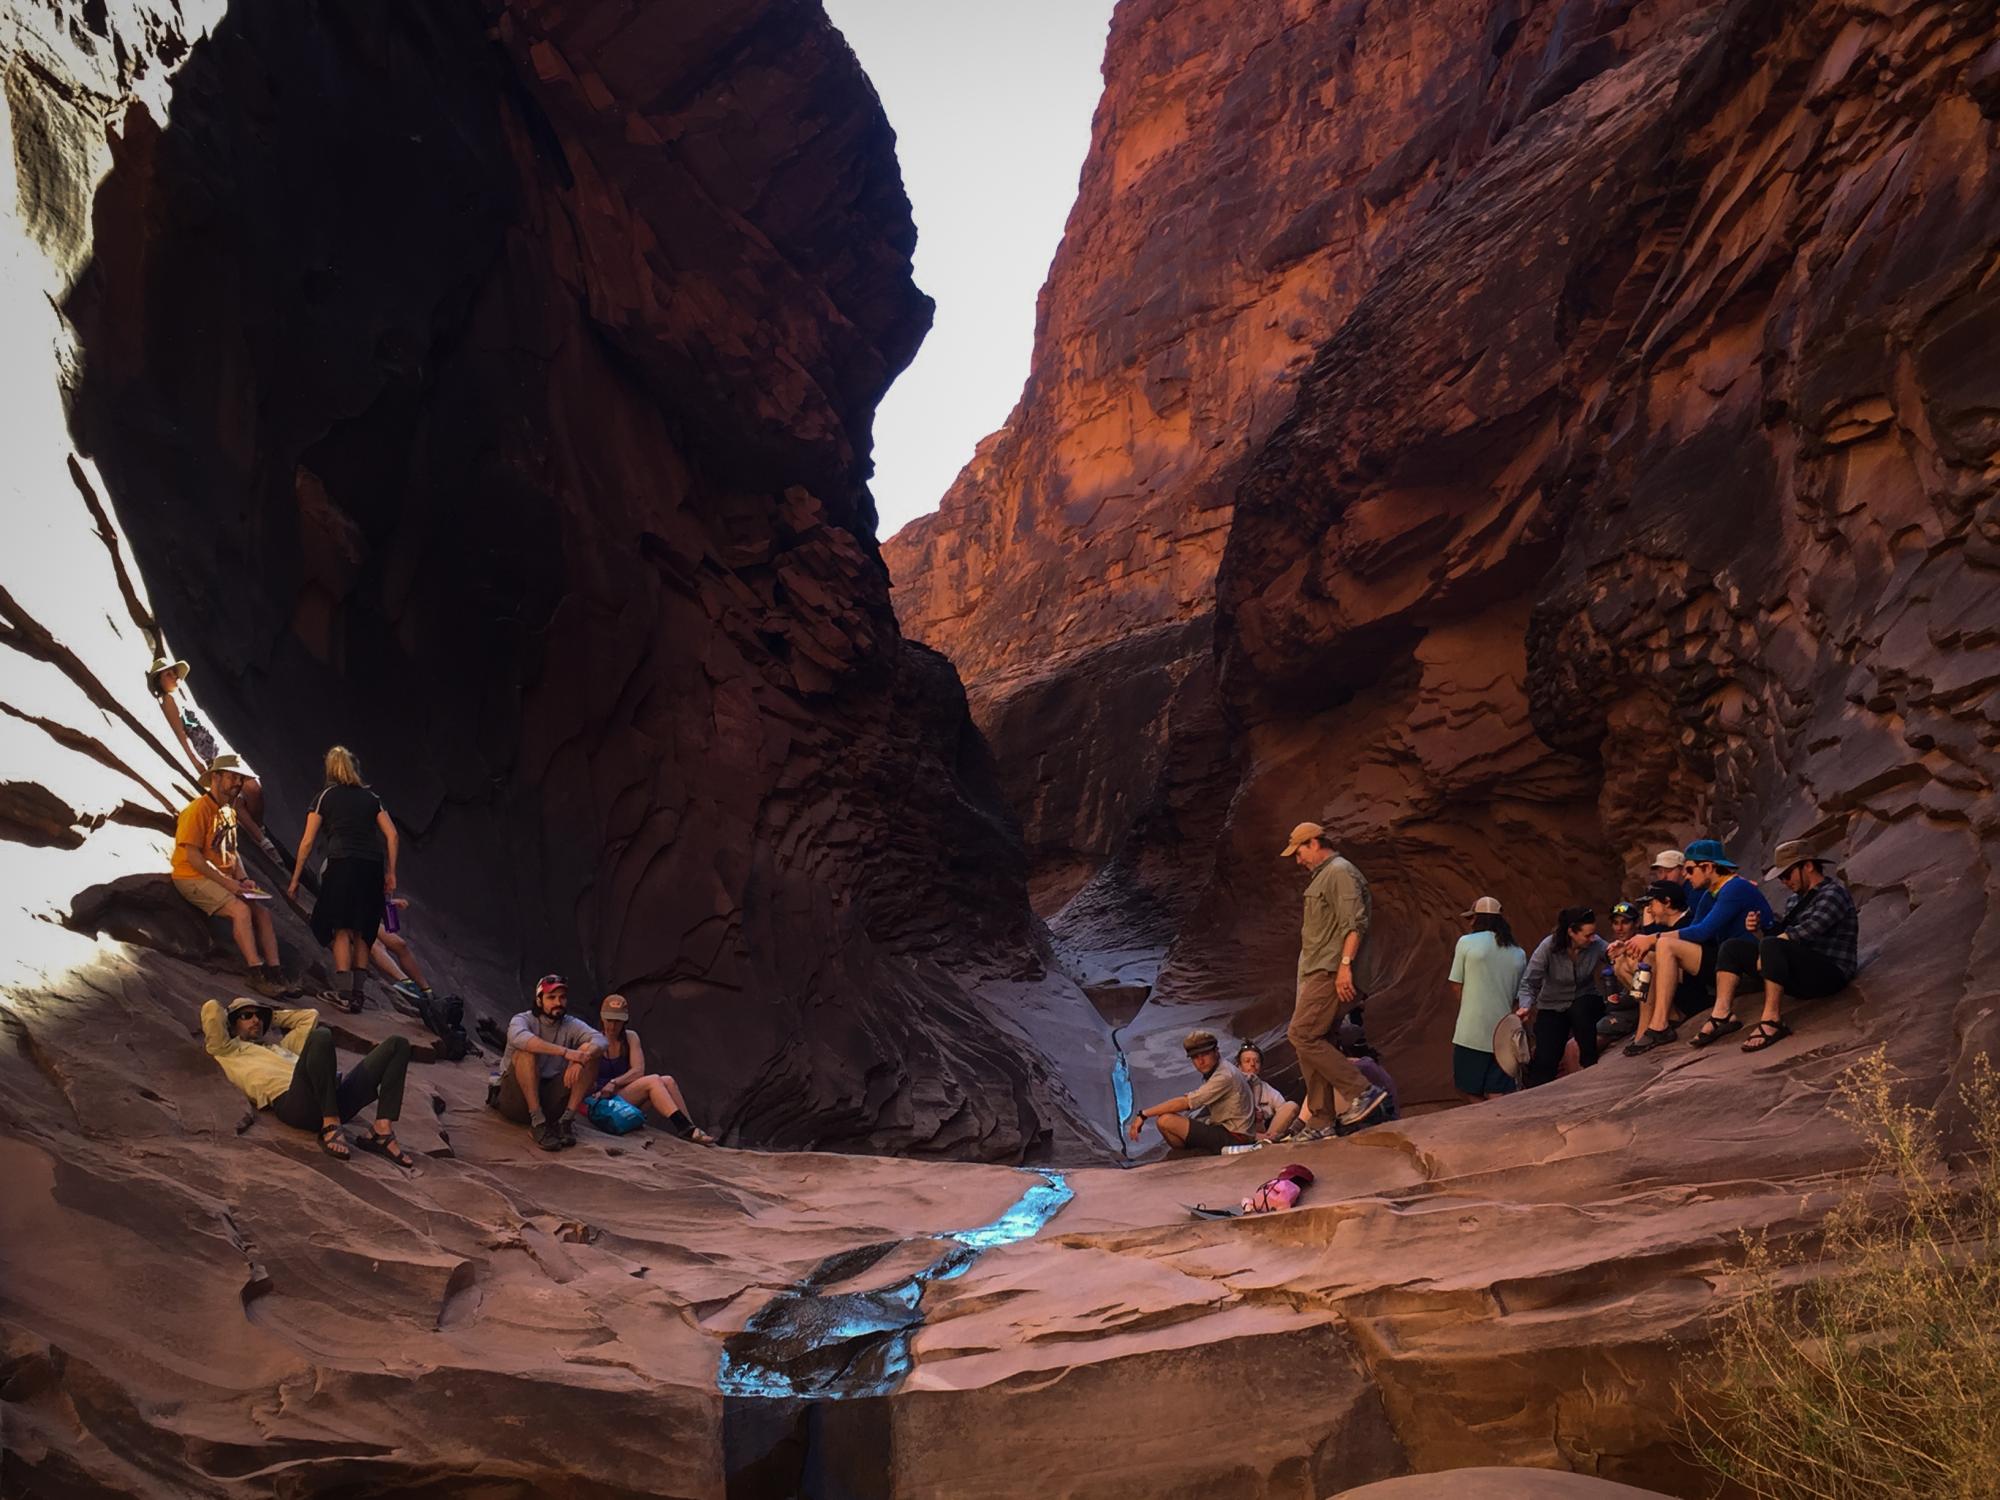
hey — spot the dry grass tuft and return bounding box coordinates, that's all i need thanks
[1685,1049,2000,1500]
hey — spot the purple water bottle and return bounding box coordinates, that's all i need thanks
[383,897,400,934]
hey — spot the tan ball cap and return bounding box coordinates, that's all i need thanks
[599,993,630,1021]
[1462,895,1502,918]
[1182,1029,1219,1057]
[1280,821,1325,857]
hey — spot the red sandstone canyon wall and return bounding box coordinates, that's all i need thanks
[888,0,2000,1117]
[884,0,1713,915]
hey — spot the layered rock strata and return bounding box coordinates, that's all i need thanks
[885,0,1714,917]
[0,0,1115,1159]
[888,0,2000,1125]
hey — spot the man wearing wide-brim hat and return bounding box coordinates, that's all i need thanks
[172,753,287,997]
[1685,833,1859,1054]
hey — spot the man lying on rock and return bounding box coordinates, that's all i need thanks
[200,995,414,1165]
[1622,839,1774,1055]
[1127,1031,1259,1154]
[1687,834,1859,1054]
[172,754,290,999]
[497,974,603,1151]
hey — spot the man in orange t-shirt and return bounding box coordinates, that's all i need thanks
[173,754,285,996]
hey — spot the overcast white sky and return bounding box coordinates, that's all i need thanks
[823,0,1119,540]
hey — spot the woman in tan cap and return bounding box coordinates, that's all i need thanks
[589,994,716,1144]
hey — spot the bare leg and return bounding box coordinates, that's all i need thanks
[1155,1114,1191,1147]
[370,938,409,984]
[564,1066,593,1115]
[1711,968,1740,1019]
[1760,975,1785,1026]
[250,904,279,966]
[332,930,353,977]
[222,898,260,967]
[378,931,429,988]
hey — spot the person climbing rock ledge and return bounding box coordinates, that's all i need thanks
[147,653,280,860]
[199,996,414,1165]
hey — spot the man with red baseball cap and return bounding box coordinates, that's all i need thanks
[496,974,604,1151]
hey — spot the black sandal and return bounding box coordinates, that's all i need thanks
[317,1123,351,1159]
[1741,1020,1793,1052]
[358,1129,416,1169]
[1689,1014,1743,1049]
[1622,1026,1678,1056]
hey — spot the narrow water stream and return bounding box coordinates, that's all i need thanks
[718,1170,1073,1401]
[1109,1020,1135,1160]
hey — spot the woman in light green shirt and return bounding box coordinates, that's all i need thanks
[1449,901,1528,1100]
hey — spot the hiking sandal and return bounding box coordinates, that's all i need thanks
[358,1129,416,1169]
[1689,1014,1743,1049]
[1741,1020,1793,1052]
[317,1123,351,1160]
[1621,1026,1677,1056]
[686,1126,718,1146]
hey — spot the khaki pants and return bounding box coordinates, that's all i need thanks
[1287,969,1370,1120]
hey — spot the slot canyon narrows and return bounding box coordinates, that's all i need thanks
[2,0,1998,1497]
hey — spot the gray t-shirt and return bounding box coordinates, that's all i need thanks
[502,1009,606,1080]
[1185,1060,1258,1136]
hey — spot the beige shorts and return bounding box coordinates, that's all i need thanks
[173,876,237,916]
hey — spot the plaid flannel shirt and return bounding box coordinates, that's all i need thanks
[1773,876,1858,980]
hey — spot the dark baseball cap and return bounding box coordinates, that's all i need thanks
[1644,880,1689,908]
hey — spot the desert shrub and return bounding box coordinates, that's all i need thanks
[1685,1049,2000,1500]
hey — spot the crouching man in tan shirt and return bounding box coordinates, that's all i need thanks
[1126,1031,1258,1154]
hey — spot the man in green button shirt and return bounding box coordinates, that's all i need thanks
[1282,821,1390,1136]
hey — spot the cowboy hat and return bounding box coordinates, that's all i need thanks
[1765,836,1837,882]
[199,752,251,787]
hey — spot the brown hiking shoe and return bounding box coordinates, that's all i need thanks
[246,971,286,999]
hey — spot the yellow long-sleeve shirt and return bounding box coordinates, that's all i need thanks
[200,1000,317,1107]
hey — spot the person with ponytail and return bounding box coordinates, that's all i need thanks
[1516,905,1611,1087]
[1449,897,1528,1100]
[288,745,399,1013]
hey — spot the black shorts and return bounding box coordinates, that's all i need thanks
[1181,1118,1250,1154]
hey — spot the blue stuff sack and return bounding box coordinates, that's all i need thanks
[587,1096,644,1135]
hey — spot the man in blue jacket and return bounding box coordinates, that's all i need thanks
[1621,838,1773,1055]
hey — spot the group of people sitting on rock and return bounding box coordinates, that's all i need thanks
[1447,832,1861,1100]
[158,654,715,1158]
[496,975,716,1150]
